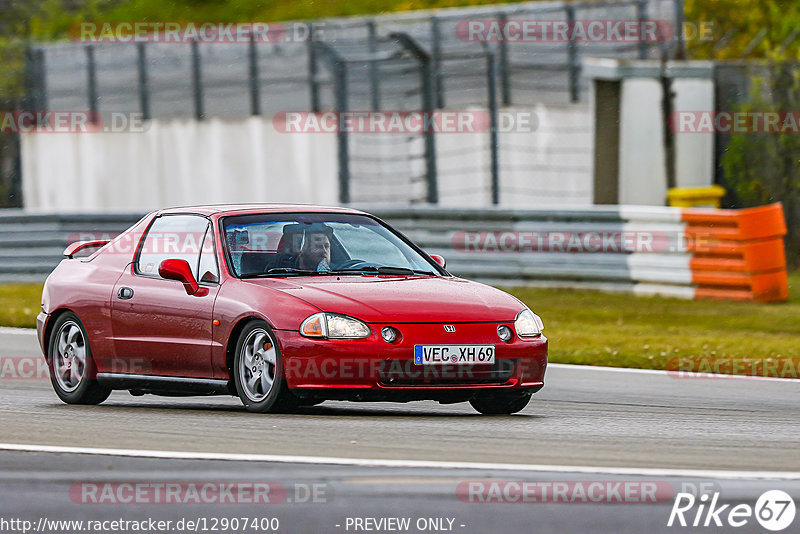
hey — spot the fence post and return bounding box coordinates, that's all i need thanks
[367,20,381,110]
[86,45,99,120]
[430,16,444,109]
[136,42,151,120]
[10,133,22,207]
[673,0,687,59]
[660,59,676,193]
[308,32,320,112]
[248,33,261,115]
[190,39,205,120]
[390,33,438,204]
[566,5,579,103]
[334,62,349,203]
[636,0,649,59]
[314,43,350,203]
[487,51,500,205]
[23,47,47,112]
[497,12,512,106]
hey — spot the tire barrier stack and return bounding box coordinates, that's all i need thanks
[376,203,789,302]
[0,204,789,302]
[682,203,788,302]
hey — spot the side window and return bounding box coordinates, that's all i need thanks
[197,225,220,284]
[136,215,209,279]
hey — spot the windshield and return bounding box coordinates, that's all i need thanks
[221,213,443,278]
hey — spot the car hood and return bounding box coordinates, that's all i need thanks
[244,275,525,323]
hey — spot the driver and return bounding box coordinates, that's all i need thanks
[297,224,332,272]
[272,224,304,269]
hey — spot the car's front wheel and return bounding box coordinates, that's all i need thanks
[47,312,111,405]
[469,391,531,415]
[233,320,297,413]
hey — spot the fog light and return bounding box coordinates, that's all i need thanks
[381,326,399,343]
[497,325,513,342]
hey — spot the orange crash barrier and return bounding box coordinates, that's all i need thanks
[682,203,789,302]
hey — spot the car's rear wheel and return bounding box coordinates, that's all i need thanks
[47,312,111,405]
[233,320,297,413]
[469,391,531,415]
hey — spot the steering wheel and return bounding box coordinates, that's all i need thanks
[334,259,373,269]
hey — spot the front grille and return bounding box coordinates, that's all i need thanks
[377,359,517,387]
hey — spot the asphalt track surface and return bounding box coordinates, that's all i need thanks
[2,328,800,533]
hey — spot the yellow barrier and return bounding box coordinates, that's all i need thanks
[667,185,726,208]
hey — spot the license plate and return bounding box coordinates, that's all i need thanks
[414,345,495,365]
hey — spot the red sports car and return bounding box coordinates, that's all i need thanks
[37,205,547,414]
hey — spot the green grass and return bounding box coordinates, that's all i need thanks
[0,283,43,328]
[503,272,800,377]
[3,275,799,377]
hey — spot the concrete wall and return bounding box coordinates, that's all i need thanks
[433,104,594,208]
[618,78,667,205]
[21,116,339,211]
[618,76,714,205]
[585,59,716,206]
[21,105,594,211]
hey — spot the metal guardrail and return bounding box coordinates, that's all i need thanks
[6,206,786,301]
[0,211,144,282]
[0,208,691,296]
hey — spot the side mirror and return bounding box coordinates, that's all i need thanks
[159,259,199,295]
[429,254,446,268]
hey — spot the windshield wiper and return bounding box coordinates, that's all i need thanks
[251,268,322,277]
[330,266,436,276]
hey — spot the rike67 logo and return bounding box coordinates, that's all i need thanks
[668,490,796,531]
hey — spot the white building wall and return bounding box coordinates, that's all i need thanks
[21,116,339,211]
[673,78,715,189]
[617,73,714,205]
[618,78,667,205]
[435,103,594,208]
[22,104,596,211]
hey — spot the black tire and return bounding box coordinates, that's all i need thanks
[47,312,111,405]
[232,320,297,413]
[469,391,532,415]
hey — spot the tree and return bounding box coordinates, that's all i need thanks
[721,63,800,264]
[685,0,800,59]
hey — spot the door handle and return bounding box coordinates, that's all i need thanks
[117,287,134,300]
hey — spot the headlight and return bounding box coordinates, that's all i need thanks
[300,312,370,339]
[514,309,543,337]
[381,326,399,343]
[497,324,513,342]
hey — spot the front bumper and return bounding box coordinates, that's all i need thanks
[277,321,547,399]
[36,310,49,356]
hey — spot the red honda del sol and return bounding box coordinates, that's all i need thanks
[37,205,547,414]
